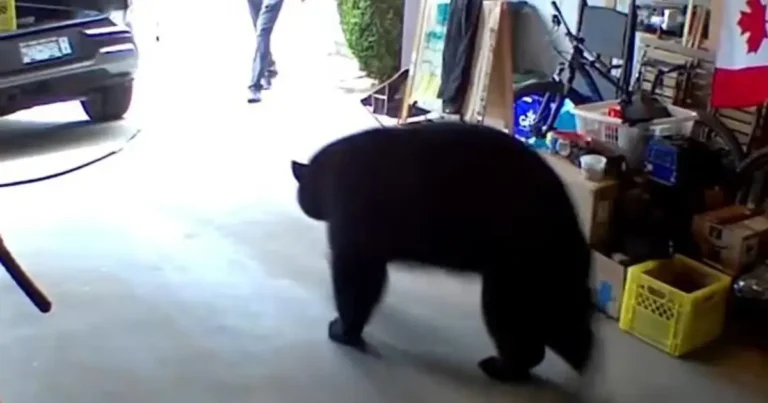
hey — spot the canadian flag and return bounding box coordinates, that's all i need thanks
[712,0,768,108]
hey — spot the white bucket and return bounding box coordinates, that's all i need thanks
[579,154,607,182]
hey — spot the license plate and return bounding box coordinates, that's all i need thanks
[19,37,73,65]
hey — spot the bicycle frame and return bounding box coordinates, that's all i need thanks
[530,43,624,137]
[525,0,642,138]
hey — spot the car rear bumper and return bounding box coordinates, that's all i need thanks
[0,23,138,115]
[0,42,137,89]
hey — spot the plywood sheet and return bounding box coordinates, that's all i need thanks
[461,1,513,131]
[484,2,514,130]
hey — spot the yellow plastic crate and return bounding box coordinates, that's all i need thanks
[619,255,731,356]
[0,0,16,32]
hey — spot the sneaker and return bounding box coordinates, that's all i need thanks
[247,87,262,103]
[261,77,272,90]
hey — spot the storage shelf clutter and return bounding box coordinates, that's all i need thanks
[522,1,768,358]
[571,100,698,168]
[619,255,732,356]
[384,0,768,358]
[544,95,767,357]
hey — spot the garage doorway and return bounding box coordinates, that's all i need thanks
[0,0,376,187]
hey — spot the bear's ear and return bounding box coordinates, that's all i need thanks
[291,160,309,182]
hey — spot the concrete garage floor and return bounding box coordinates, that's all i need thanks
[0,1,765,402]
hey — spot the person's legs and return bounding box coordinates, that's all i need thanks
[247,0,263,29]
[267,52,277,78]
[262,53,277,90]
[247,0,264,102]
[248,0,285,103]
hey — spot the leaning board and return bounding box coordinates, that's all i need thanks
[461,0,514,131]
[399,0,451,121]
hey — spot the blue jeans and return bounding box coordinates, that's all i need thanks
[248,0,284,90]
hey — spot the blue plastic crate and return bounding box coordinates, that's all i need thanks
[645,137,678,186]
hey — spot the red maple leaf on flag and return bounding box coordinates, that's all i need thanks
[738,0,768,53]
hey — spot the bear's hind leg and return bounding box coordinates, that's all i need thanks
[548,286,594,374]
[479,273,545,383]
[328,251,387,352]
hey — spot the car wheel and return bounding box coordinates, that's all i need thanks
[81,82,133,122]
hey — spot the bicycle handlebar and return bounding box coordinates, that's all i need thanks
[550,1,607,68]
[550,1,574,38]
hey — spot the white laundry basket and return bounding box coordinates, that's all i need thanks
[572,100,698,168]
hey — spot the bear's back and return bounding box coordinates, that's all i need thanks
[317,123,583,271]
[317,122,562,217]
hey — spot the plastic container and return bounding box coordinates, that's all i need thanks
[513,94,550,141]
[734,263,768,300]
[619,255,731,356]
[554,99,577,131]
[572,100,698,168]
[579,154,607,182]
[0,0,16,32]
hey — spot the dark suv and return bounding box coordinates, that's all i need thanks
[0,0,138,121]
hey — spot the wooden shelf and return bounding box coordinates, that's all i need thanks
[637,32,714,61]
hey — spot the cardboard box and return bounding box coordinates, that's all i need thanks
[542,153,619,245]
[590,250,629,319]
[692,206,768,276]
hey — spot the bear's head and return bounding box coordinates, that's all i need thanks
[291,160,326,221]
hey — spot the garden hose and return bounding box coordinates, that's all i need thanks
[0,128,140,188]
[0,127,140,312]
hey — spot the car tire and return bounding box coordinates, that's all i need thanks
[81,82,134,122]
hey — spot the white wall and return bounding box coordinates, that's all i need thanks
[514,0,576,75]
[401,0,421,69]
[399,0,616,74]
[527,0,612,55]
[400,0,585,71]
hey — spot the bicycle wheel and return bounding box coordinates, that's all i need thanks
[512,81,589,139]
[737,149,768,205]
[689,111,747,204]
[690,111,746,171]
[739,149,768,178]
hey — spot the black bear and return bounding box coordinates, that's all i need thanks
[291,121,594,383]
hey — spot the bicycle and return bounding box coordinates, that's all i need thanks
[514,1,674,138]
[514,1,745,168]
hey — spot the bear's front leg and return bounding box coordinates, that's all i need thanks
[479,272,545,383]
[328,317,367,351]
[478,356,533,383]
[328,249,388,353]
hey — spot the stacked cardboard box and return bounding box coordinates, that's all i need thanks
[692,206,768,277]
[541,153,626,319]
[540,153,619,246]
[590,250,630,319]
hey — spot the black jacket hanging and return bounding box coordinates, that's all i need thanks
[438,0,482,114]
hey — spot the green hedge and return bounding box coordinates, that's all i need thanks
[337,0,403,81]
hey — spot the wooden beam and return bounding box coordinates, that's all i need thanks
[499,2,514,131]
[707,0,722,51]
[682,0,696,45]
[399,0,428,123]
